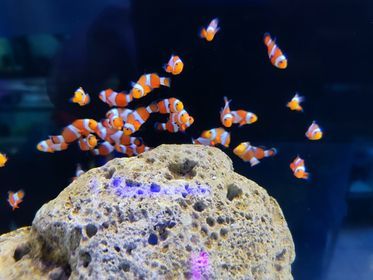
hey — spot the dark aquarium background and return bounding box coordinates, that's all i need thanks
[0,0,372,279]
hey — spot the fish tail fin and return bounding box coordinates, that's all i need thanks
[199,28,207,39]
[160,77,171,87]
[303,172,311,180]
[263,32,271,45]
[269,148,277,157]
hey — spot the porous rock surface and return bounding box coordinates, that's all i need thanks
[0,144,295,279]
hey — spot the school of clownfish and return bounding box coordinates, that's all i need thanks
[0,18,323,210]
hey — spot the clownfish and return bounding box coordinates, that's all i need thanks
[0,153,8,167]
[93,141,115,156]
[152,98,184,114]
[305,121,323,140]
[50,119,98,144]
[122,106,155,136]
[263,33,287,69]
[231,110,258,126]
[164,55,184,75]
[192,137,214,146]
[106,108,133,127]
[233,142,277,167]
[130,73,170,99]
[155,116,194,133]
[78,134,98,151]
[220,97,233,127]
[200,18,220,42]
[8,190,24,210]
[133,144,150,155]
[70,87,90,106]
[99,89,133,107]
[155,121,181,133]
[37,139,68,153]
[201,128,230,147]
[169,110,192,127]
[290,156,310,180]
[114,144,135,157]
[287,93,304,112]
[94,120,117,142]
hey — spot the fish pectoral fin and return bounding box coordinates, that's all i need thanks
[239,120,247,126]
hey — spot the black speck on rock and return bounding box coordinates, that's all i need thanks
[150,183,161,192]
[119,261,131,272]
[148,233,158,245]
[85,224,98,238]
[193,201,207,212]
[226,184,243,201]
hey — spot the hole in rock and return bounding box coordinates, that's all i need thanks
[226,184,243,201]
[80,252,91,268]
[13,243,30,261]
[168,159,198,178]
[206,217,215,227]
[104,168,115,179]
[193,201,207,212]
[120,261,131,272]
[148,233,158,245]
[85,224,97,238]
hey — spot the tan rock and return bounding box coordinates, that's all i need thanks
[0,144,295,279]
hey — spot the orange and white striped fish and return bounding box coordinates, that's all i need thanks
[50,119,98,144]
[131,73,170,99]
[93,141,115,156]
[263,33,287,69]
[233,142,277,167]
[155,116,194,133]
[287,93,304,112]
[200,18,220,42]
[231,110,258,126]
[220,97,233,127]
[94,120,118,141]
[164,55,184,75]
[192,137,214,146]
[8,190,24,210]
[0,153,8,167]
[114,144,135,157]
[290,156,310,180]
[123,114,142,136]
[102,128,141,146]
[305,121,323,140]
[133,144,150,155]
[106,108,133,127]
[78,134,98,151]
[169,110,192,127]
[99,88,133,107]
[37,139,68,153]
[155,121,181,133]
[70,87,90,106]
[201,128,230,147]
[152,98,184,114]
